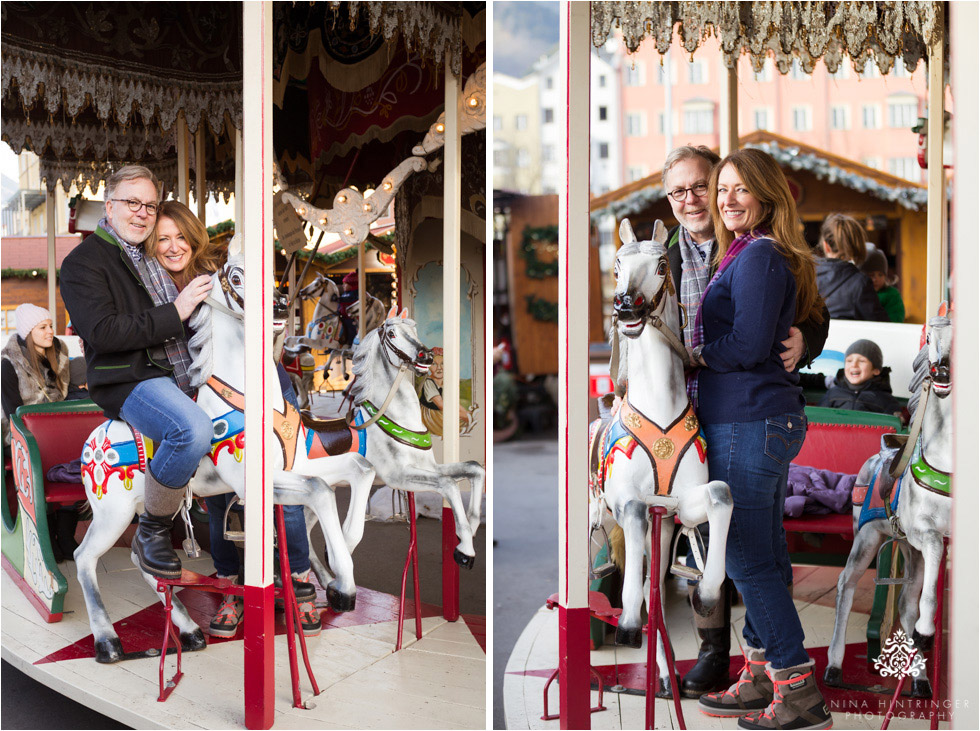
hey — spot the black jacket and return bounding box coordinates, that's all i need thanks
[59,228,183,418]
[819,367,903,415]
[815,258,889,321]
[666,226,830,366]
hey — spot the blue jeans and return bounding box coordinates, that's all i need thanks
[702,412,809,669]
[120,377,213,488]
[205,494,310,577]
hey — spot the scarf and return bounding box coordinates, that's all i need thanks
[677,226,714,348]
[98,218,194,393]
[687,228,771,406]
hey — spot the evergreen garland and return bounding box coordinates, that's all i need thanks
[519,225,560,279]
[2,268,59,280]
[526,295,559,323]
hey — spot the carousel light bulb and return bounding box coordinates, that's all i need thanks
[345,228,354,236]
[468,97,479,107]
[382,180,393,191]
[363,203,372,212]
[319,216,327,225]
[31,269,38,276]
[349,185,358,192]
[296,207,307,216]
[436,123,445,133]
[337,194,347,204]
[364,188,375,198]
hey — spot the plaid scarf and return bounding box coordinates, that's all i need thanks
[687,228,771,406]
[98,218,194,393]
[677,226,714,349]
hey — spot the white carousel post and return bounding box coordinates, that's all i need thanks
[357,238,366,339]
[925,10,946,317]
[720,63,738,156]
[241,2,275,728]
[441,50,463,621]
[177,113,190,204]
[950,3,979,725]
[558,2,592,727]
[235,126,244,230]
[195,125,206,225]
[45,187,57,329]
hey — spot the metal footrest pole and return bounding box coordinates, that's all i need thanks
[157,584,184,702]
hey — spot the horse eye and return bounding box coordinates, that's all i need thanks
[387,330,395,339]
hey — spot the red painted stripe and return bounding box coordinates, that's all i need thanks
[243,582,275,729]
[441,506,460,621]
[2,556,62,623]
[558,604,592,729]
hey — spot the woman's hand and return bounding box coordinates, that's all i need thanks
[779,327,805,372]
[685,345,706,369]
[174,275,213,321]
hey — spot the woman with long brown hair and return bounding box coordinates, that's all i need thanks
[145,200,224,286]
[815,212,889,320]
[690,148,832,730]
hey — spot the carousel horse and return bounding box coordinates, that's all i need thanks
[824,315,952,697]
[588,219,733,694]
[306,308,485,583]
[73,237,377,663]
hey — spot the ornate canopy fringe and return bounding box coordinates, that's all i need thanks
[591,1,946,78]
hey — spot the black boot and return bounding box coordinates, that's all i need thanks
[133,511,182,579]
[54,508,79,560]
[681,579,733,698]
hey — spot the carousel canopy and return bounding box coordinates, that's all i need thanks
[591,1,946,77]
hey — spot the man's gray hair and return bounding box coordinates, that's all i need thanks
[662,145,721,189]
[104,165,160,202]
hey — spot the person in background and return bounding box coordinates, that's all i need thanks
[2,304,79,560]
[815,213,889,321]
[860,244,905,323]
[337,271,359,346]
[147,200,322,637]
[819,339,903,417]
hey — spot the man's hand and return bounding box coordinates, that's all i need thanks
[174,274,213,321]
[780,326,805,372]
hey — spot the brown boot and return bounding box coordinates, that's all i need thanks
[737,660,833,730]
[698,646,772,717]
[681,580,732,697]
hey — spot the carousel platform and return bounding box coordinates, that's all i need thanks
[2,548,485,729]
[504,564,948,730]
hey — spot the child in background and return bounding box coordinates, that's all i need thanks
[820,339,903,417]
[860,245,906,323]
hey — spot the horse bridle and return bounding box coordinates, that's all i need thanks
[205,265,245,321]
[379,320,429,369]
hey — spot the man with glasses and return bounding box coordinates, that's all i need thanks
[658,146,830,698]
[61,166,213,579]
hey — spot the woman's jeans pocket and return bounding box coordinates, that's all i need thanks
[763,412,806,464]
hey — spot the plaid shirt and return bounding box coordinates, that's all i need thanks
[677,227,714,349]
[98,219,194,393]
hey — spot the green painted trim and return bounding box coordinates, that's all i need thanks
[804,406,904,432]
[361,401,432,449]
[910,441,951,495]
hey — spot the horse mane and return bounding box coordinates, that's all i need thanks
[907,315,951,416]
[186,300,214,389]
[349,326,382,405]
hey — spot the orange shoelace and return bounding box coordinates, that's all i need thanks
[757,668,814,720]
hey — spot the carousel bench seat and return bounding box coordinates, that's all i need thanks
[2,399,104,622]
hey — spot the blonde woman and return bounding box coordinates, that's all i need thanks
[690,148,832,730]
[815,212,888,321]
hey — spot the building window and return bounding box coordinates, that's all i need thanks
[543,108,554,124]
[493,149,508,166]
[860,59,879,79]
[753,108,771,131]
[598,106,608,121]
[752,60,773,82]
[515,114,528,131]
[888,157,919,182]
[657,111,668,134]
[862,157,883,170]
[626,165,647,182]
[862,104,882,129]
[542,145,555,163]
[688,61,707,85]
[789,60,810,80]
[830,104,850,130]
[625,111,646,137]
[492,115,503,131]
[791,105,812,131]
[516,148,530,168]
[598,74,607,88]
[655,61,673,85]
[888,97,918,129]
[545,76,554,90]
[683,105,713,135]
[624,61,645,87]
[828,63,849,81]
[892,62,913,79]
[598,142,609,160]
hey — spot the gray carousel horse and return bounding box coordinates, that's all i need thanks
[588,219,733,694]
[824,315,952,697]
[74,237,377,663]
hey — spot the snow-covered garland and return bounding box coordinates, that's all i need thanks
[591,140,929,223]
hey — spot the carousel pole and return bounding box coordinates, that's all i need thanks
[177,113,190,204]
[950,3,979,727]
[357,238,366,339]
[441,49,463,622]
[241,2,276,728]
[45,186,57,330]
[557,2,592,728]
[925,5,946,317]
[720,62,738,156]
[195,126,206,225]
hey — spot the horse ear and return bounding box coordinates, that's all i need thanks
[386,304,398,319]
[399,308,408,319]
[619,219,636,245]
[227,232,242,257]
[651,220,668,246]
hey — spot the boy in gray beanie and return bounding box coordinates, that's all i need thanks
[819,338,903,417]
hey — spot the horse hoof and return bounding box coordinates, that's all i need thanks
[94,637,125,664]
[453,549,476,570]
[691,586,717,618]
[823,666,843,687]
[326,582,356,613]
[180,628,207,652]
[911,677,933,699]
[912,629,934,652]
[615,626,643,648]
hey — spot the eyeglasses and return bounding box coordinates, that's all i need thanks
[667,183,709,202]
[111,198,159,215]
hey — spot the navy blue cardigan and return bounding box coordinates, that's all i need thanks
[697,238,806,424]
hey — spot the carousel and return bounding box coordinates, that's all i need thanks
[503,2,977,730]
[1,2,487,729]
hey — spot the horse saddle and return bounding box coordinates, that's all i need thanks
[856,436,904,531]
[300,410,354,456]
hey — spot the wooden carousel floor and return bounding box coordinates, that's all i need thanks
[2,548,486,729]
[504,564,949,730]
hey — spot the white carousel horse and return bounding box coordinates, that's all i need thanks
[588,219,733,693]
[73,238,377,664]
[306,308,485,585]
[824,315,952,697]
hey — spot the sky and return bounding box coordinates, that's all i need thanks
[493,1,559,78]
